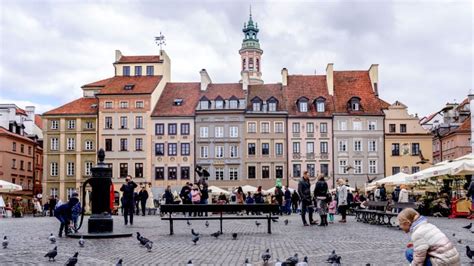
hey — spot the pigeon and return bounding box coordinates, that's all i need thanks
[192,234,199,244]
[191,229,199,237]
[244,258,252,266]
[232,233,238,240]
[65,252,79,266]
[463,223,472,230]
[326,250,338,263]
[332,256,342,265]
[458,239,462,244]
[187,259,194,266]
[284,219,289,226]
[255,221,261,227]
[136,232,151,246]
[296,256,308,266]
[275,259,283,266]
[78,236,85,247]
[467,246,473,260]
[48,233,56,244]
[261,248,271,263]
[116,259,123,266]
[2,236,8,249]
[211,231,220,239]
[145,241,153,252]
[44,246,58,261]
[187,220,192,226]
[285,253,299,265]
[205,221,209,227]
[271,218,278,223]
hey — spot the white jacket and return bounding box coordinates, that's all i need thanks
[398,189,409,203]
[410,218,460,266]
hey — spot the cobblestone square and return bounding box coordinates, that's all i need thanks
[0,214,472,265]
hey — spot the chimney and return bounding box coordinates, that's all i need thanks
[25,106,35,120]
[281,68,288,86]
[242,71,249,91]
[368,64,379,92]
[200,69,212,91]
[115,50,122,62]
[326,63,334,95]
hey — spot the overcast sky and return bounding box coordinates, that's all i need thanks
[0,0,472,117]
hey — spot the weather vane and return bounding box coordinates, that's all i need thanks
[154,32,166,54]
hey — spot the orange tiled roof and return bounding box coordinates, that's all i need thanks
[285,75,334,117]
[34,115,42,129]
[152,83,201,117]
[201,83,245,99]
[43,97,98,116]
[15,107,27,116]
[248,83,286,112]
[115,55,161,64]
[333,71,384,115]
[85,76,162,95]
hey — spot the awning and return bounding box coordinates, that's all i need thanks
[0,180,23,193]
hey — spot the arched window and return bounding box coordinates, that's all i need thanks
[314,97,326,112]
[297,97,309,113]
[249,58,254,70]
[251,97,262,112]
[348,97,362,111]
[256,58,260,72]
[267,97,278,112]
[242,58,246,71]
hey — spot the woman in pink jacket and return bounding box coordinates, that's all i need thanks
[398,208,460,266]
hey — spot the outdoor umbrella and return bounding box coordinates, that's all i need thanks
[240,185,257,193]
[406,154,474,182]
[0,180,22,193]
[375,172,410,186]
[208,185,230,195]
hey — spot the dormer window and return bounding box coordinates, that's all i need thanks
[297,97,309,112]
[123,66,130,76]
[251,97,262,112]
[215,96,224,109]
[229,96,239,109]
[199,96,210,110]
[124,84,134,90]
[315,97,326,112]
[267,97,278,112]
[348,97,362,111]
[173,99,183,106]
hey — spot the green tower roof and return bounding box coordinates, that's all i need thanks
[242,7,260,49]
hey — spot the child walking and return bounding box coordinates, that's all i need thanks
[397,208,460,266]
[328,196,337,224]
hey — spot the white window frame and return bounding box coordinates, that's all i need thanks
[320,141,328,154]
[339,160,348,174]
[229,168,238,180]
[299,101,308,112]
[215,146,224,158]
[215,100,224,109]
[67,138,75,150]
[368,121,377,131]
[229,126,239,138]
[306,142,315,153]
[135,101,144,109]
[368,139,377,152]
[338,140,348,152]
[354,139,362,152]
[135,138,143,151]
[247,122,256,133]
[320,122,328,133]
[306,122,314,133]
[67,120,76,129]
[292,122,300,133]
[369,160,377,174]
[120,116,128,129]
[105,101,113,109]
[230,145,238,158]
[105,117,113,129]
[85,161,93,176]
[316,101,325,112]
[274,122,284,133]
[200,146,209,158]
[261,122,270,133]
[353,121,362,131]
[215,168,224,180]
[339,121,347,131]
[135,116,143,129]
[275,143,283,156]
[119,101,129,109]
[199,126,209,138]
[51,120,59,130]
[51,137,59,151]
[354,160,362,174]
[268,102,277,112]
[50,162,58,176]
[84,140,93,151]
[252,102,261,112]
[215,126,224,138]
[66,162,75,176]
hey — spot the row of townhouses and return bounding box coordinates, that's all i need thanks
[41,12,434,201]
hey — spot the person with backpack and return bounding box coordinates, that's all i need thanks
[54,192,79,237]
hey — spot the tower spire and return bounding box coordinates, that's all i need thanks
[239,7,263,85]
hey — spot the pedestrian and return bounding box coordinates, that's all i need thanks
[236,187,244,204]
[398,208,460,265]
[245,191,255,215]
[291,190,300,213]
[161,185,174,216]
[146,183,155,213]
[54,192,79,237]
[467,178,474,219]
[298,171,316,226]
[120,175,138,225]
[374,186,381,202]
[314,175,329,226]
[138,186,149,216]
[200,184,209,217]
[33,198,42,217]
[284,187,292,215]
[274,186,284,215]
[43,201,49,216]
[191,184,201,217]
[180,182,192,205]
[399,185,409,203]
[336,178,348,223]
[49,195,57,217]
[380,184,387,201]
[134,191,140,215]
[328,195,337,224]
[254,186,264,204]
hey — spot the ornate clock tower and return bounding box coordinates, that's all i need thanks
[239,8,263,85]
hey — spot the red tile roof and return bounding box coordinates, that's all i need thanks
[201,83,245,99]
[454,116,470,133]
[379,98,391,109]
[333,71,384,115]
[248,83,286,112]
[85,76,162,95]
[34,115,43,129]
[151,83,201,117]
[15,107,27,116]
[115,55,161,64]
[43,97,98,116]
[0,126,36,143]
[284,75,334,117]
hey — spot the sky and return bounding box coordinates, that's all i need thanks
[0,0,472,117]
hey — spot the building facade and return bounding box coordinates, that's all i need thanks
[384,101,433,175]
[42,97,98,201]
[332,65,386,187]
[151,82,200,188]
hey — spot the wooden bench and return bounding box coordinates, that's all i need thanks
[160,204,280,235]
[384,202,418,226]
[354,201,389,225]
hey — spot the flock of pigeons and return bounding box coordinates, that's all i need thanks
[1,221,473,264]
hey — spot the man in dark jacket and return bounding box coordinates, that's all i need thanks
[284,187,292,215]
[49,195,57,217]
[120,175,138,225]
[54,192,79,237]
[180,182,192,216]
[380,184,387,201]
[392,186,401,202]
[298,171,315,226]
[291,191,300,213]
[138,186,149,216]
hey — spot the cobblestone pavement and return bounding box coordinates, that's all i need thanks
[0,213,472,265]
